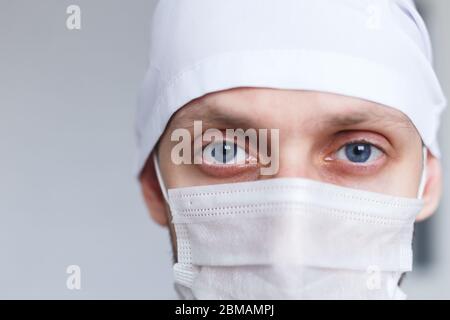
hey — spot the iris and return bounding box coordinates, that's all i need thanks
[209,141,238,164]
[344,143,372,163]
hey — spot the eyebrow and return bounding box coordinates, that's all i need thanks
[321,109,415,130]
[169,98,416,131]
[168,101,255,130]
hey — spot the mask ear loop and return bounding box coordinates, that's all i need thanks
[153,151,170,203]
[153,152,199,294]
[417,146,428,199]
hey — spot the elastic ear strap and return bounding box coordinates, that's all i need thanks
[153,152,170,203]
[417,146,428,199]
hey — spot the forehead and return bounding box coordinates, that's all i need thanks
[169,87,416,132]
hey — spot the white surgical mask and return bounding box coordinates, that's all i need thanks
[153,149,426,300]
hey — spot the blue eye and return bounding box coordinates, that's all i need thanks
[203,141,246,165]
[336,142,382,163]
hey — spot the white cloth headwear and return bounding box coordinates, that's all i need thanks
[136,0,446,174]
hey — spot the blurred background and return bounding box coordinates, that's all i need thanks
[0,0,448,299]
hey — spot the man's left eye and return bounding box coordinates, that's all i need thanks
[336,142,383,163]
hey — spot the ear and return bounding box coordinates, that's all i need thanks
[415,151,443,222]
[139,152,169,226]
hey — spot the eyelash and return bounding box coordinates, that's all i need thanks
[343,139,385,153]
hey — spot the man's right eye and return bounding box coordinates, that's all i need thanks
[202,140,247,165]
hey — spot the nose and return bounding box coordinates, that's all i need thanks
[260,141,321,181]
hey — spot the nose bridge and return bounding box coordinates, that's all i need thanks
[264,138,319,180]
[256,94,320,180]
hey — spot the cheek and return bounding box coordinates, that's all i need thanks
[170,164,261,188]
[158,139,185,189]
[331,159,423,198]
[161,162,199,189]
[384,160,423,197]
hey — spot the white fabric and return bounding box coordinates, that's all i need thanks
[167,177,423,299]
[152,151,426,299]
[136,0,446,174]
[153,145,427,299]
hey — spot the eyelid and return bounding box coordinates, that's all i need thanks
[327,131,391,154]
[323,134,389,163]
[340,139,386,155]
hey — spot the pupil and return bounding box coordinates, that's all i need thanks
[211,142,237,163]
[222,142,237,163]
[345,143,371,163]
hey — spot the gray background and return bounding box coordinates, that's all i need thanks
[0,0,448,299]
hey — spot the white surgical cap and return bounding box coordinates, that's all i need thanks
[136,0,446,174]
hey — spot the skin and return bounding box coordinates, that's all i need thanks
[140,88,443,259]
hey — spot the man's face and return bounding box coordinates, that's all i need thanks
[140,87,444,261]
[156,88,423,197]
